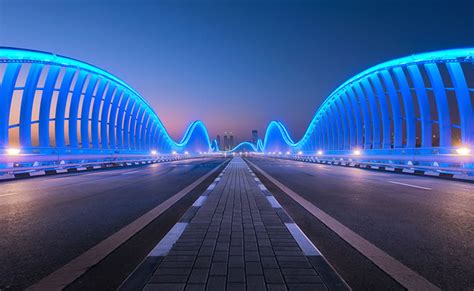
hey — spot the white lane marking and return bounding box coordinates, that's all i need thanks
[121,170,140,175]
[247,159,440,291]
[0,192,18,198]
[285,223,321,256]
[192,196,207,207]
[388,181,431,190]
[31,161,226,290]
[266,196,282,208]
[149,222,188,256]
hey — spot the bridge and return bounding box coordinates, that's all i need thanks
[0,47,473,290]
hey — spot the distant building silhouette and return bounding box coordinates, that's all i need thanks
[252,130,258,144]
[216,135,221,150]
[229,133,234,150]
[224,132,229,151]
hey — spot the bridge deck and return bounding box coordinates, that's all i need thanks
[125,157,345,291]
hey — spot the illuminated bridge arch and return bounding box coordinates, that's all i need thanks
[0,47,212,160]
[263,48,474,156]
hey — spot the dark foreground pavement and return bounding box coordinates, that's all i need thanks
[0,158,225,289]
[122,157,346,291]
[246,156,474,290]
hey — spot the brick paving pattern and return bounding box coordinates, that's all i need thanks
[142,157,343,291]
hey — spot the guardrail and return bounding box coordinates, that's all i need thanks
[0,153,223,175]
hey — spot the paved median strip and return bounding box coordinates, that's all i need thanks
[247,159,441,291]
[29,160,226,291]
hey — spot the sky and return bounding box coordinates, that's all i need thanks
[1,0,473,144]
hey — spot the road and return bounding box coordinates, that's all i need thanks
[246,157,474,290]
[0,158,224,289]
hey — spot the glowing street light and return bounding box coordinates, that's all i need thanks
[353,149,361,156]
[286,151,291,155]
[297,151,303,155]
[317,150,323,155]
[150,150,158,155]
[456,147,471,155]
[278,151,282,155]
[172,151,177,155]
[6,148,21,155]
[184,151,189,155]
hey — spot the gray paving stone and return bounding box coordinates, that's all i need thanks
[141,158,344,291]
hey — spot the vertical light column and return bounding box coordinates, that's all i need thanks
[140,112,151,150]
[19,64,43,147]
[55,69,76,148]
[68,71,87,148]
[39,66,60,148]
[133,105,145,150]
[393,68,416,148]
[90,80,108,149]
[128,101,141,150]
[353,83,372,149]
[122,98,136,149]
[361,78,381,149]
[346,88,363,148]
[446,62,474,145]
[369,74,392,149]
[80,75,99,148]
[100,84,116,149]
[341,92,356,148]
[425,63,451,147]
[336,96,349,149]
[380,70,403,148]
[331,101,344,149]
[108,89,123,150]
[407,65,432,147]
[116,94,130,149]
[0,63,21,147]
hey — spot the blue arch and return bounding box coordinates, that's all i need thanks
[0,47,212,156]
[262,48,474,155]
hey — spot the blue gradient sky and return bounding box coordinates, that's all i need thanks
[1,0,473,143]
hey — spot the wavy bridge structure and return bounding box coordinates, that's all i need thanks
[0,48,212,168]
[261,48,474,171]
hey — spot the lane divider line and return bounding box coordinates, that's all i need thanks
[388,181,432,190]
[29,160,227,291]
[118,161,228,290]
[247,159,441,291]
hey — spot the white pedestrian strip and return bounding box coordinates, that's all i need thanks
[266,196,282,208]
[258,183,267,191]
[285,223,321,256]
[192,196,207,207]
[388,181,431,190]
[149,222,188,256]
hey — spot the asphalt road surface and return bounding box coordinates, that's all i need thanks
[0,158,223,289]
[246,157,474,290]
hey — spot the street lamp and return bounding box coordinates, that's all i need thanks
[317,150,323,155]
[150,150,157,155]
[353,149,361,155]
[456,147,471,155]
[6,148,21,155]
